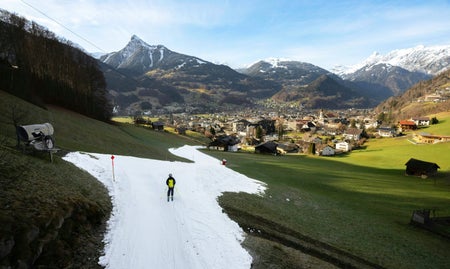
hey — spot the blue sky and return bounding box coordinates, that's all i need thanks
[3,0,450,70]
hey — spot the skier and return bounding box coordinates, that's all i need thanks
[166,173,176,201]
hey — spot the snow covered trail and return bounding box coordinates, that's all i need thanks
[63,145,265,269]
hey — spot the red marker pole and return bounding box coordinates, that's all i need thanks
[111,155,115,181]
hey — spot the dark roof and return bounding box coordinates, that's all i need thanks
[209,135,240,147]
[405,158,440,176]
[405,158,440,169]
[255,141,278,153]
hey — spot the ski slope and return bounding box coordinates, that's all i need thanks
[63,145,266,269]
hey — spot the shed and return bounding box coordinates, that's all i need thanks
[152,121,164,130]
[405,158,440,177]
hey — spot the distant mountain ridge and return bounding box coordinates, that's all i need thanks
[240,59,375,108]
[98,35,450,114]
[99,35,281,113]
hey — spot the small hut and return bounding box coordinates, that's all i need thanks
[405,158,440,177]
[152,121,164,131]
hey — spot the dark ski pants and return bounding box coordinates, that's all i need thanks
[167,187,174,198]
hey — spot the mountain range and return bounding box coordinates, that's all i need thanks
[97,35,450,114]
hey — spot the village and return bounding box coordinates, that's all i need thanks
[131,107,448,157]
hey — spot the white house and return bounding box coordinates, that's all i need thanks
[377,127,396,137]
[411,117,430,126]
[335,141,351,152]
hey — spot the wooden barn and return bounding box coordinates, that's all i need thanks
[405,158,440,177]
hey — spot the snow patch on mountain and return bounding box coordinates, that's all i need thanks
[333,44,450,76]
[265,58,292,69]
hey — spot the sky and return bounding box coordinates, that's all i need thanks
[2,0,450,70]
[62,145,266,268]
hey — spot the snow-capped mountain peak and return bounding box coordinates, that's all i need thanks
[100,35,174,73]
[334,44,450,76]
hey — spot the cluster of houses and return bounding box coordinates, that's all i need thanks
[132,110,445,178]
[171,109,370,156]
[135,109,448,157]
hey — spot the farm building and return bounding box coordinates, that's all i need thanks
[405,158,440,177]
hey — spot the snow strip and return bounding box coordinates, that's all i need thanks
[63,145,265,269]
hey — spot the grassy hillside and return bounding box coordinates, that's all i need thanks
[205,116,450,269]
[0,90,198,268]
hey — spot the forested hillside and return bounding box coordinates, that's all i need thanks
[0,9,111,122]
[375,69,450,122]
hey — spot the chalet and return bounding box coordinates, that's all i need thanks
[405,158,440,177]
[343,128,363,141]
[377,127,396,137]
[399,120,417,131]
[255,141,278,155]
[208,134,240,152]
[411,117,430,126]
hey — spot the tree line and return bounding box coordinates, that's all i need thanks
[0,9,112,122]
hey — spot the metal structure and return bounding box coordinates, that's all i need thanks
[16,123,58,161]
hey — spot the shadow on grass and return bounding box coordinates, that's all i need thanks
[208,150,450,268]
